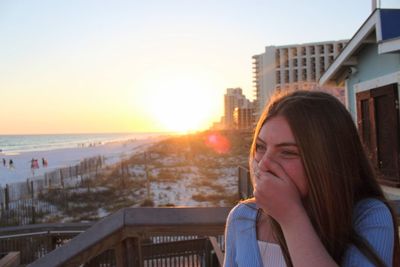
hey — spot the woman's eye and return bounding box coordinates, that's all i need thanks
[255,143,266,153]
[281,150,299,157]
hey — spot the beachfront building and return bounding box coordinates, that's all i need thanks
[320,8,400,187]
[253,40,348,116]
[223,88,254,130]
[233,102,255,130]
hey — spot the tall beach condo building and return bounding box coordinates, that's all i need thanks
[223,88,254,130]
[253,40,348,116]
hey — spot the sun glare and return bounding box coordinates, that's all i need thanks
[144,75,219,133]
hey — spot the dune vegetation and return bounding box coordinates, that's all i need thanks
[37,130,253,223]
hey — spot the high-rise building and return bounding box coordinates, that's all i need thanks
[233,101,255,130]
[253,40,348,116]
[223,88,254,129]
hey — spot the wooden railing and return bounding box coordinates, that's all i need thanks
[23,207,231,267]
[0,222,92,264]
[238,166,252,199]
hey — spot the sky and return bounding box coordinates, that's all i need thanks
[1,0,399,134]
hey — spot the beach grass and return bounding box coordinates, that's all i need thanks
[18,129,252,224]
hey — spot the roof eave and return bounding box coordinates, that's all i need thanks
[319,10,380,86]
[378,37,400,53]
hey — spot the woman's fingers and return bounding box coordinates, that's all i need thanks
[258,156,287,182]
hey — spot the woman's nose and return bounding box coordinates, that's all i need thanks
[258,152,274,171]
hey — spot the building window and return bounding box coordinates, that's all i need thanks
[302,69,307,80]
[311,57,316,68]
[319,45,324,54]
[276,51,280,67]
[310,61,316,80]
[328,44,334,54]
[301,47,306,56]
[291,47,297,57]
[301,58,306,66]
[283,49,289,68]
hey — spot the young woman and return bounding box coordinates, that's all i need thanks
[224,90,399,267]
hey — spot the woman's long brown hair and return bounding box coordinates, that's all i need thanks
[249,90,399,267]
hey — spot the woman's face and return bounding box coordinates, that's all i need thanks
[254,115,308,197]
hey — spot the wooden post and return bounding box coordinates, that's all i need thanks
[130,237,143,267]
[246,168,252,198]
[115,242,127,267]
[115,237,142,267]
[49,173,52,189]
[144,153,150,200]
[31,180,34,199]
[0,186,4,216]
[60,169,64,189]
[50,236,58,250]
[208,236,224,267]
[5,184,9,211]
[31,180,35,224]
[204,238,212,267]
[26,179,30,194]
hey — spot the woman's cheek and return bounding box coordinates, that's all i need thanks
[283,161,308,197]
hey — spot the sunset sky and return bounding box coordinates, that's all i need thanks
[1,0,399,134]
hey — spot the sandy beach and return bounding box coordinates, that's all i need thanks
[0,131,244,225]
[0,138,159,186]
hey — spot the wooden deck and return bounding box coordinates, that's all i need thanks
[19,207,231,267]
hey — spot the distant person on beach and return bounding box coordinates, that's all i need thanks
[224,91,399,267]
[34,159,39,169]
[2,158,5,167]
[31,158,39,175]
[31,158,35,175]
[42,157,48,168]
[8,159,14,169]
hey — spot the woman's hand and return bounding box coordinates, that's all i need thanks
[252,158,304,225]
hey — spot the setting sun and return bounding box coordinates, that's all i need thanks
[141,72,222,133]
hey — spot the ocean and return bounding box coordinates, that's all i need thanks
[0,132,163,155]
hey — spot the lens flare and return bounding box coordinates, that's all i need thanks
[205,133,231,154]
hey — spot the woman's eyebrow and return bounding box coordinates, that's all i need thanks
[276,142,298,147]
[256,138,297,148]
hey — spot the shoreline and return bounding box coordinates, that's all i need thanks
[0,137,162,186]
[0,132,170,156]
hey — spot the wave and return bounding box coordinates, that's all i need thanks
[0,132,166,155]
